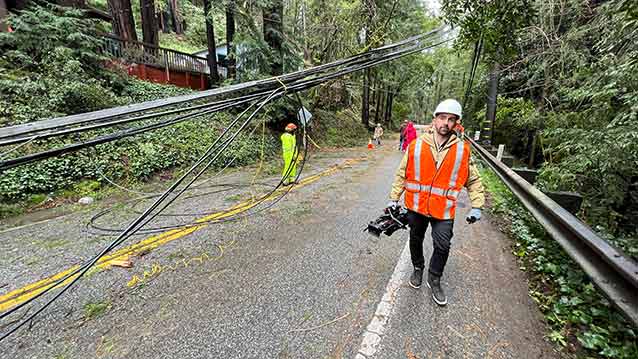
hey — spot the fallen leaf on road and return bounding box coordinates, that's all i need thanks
[110,258,133,268]
[404,337,420,359]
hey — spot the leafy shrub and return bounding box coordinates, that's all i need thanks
[118,78,189,104]
[0,5,104,73]
[0,5,121,125]
[480,164,638,358]
[0,5,277,205]
[312,108,368,147]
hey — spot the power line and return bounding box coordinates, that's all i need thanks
[0,27,445,143]
[462,34,483,108]
[0,30,451,342]
[0,29,450,172]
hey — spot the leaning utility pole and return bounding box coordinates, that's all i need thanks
[482,63,498,144]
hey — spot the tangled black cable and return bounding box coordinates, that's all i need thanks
[0,30,451,343]
[0,27,450,172]
[85,104,280,232]
[0,90,275,340]
[0,85,314,343]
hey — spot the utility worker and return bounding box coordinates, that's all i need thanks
[281,123,298,185]
[373,123,384,145]
[387,99,484,306]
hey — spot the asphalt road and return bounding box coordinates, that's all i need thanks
[0,144,559,358]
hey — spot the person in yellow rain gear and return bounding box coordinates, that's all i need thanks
[281,123,298,185]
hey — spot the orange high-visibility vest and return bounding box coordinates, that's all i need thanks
[404,138,471,219]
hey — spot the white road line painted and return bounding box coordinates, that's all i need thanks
[357,240,412,358]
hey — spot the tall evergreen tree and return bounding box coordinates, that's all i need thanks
[108,0,138,41]
[140,0,158,46]
[263,0,283,76]
[203,0,220,85]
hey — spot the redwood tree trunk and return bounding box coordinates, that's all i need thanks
[0,0,8,32]
[373,83,383,125]
[203,0,219,85]
[225,0,236,78]
[263,0,283,76]
[169,0,183,34]
[108,0,138,41]
[362,69,370,126]
[159,9,170,33]
[385,88,394,125]
[140,0,158,46]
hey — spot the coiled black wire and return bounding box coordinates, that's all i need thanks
[0,30,450,342]
[0,85,313,343]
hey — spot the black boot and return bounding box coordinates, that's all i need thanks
[426,272,447,306]
[408,268,423,289]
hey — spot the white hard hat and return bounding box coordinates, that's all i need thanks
[433,99,462,119]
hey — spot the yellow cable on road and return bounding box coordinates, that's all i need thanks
[307,134,322,149]
[0,158,362,313]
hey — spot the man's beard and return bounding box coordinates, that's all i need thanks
[436,126,450,136]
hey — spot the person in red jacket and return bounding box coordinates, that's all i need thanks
[399,119,408,151]
[402,121,417,152]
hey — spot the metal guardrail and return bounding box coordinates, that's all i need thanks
[469,137,638,327]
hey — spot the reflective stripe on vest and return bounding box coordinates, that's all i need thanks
[444,142,466,218]
[412,139,423,212]
[404,183,460,198]
[404,138,470,219]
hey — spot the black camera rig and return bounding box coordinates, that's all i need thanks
[365,205,409,238]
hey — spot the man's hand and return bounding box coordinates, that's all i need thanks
[466,208,481,224]
[386,200,399,210]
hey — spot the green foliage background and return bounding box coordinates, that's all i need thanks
[481,165,637,358]
[439,0,638,356]
[0,5,278,209]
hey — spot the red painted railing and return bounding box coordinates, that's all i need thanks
[97,34,228,89]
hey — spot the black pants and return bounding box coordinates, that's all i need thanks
[407,210,454,277]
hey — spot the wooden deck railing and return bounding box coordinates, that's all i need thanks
[98,34,227,78]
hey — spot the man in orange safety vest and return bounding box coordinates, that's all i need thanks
[387,99,485,306]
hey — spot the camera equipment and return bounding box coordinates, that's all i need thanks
[365,205,408,238]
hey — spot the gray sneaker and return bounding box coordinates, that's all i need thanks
[408,268,423,289]
[426,273,447,306]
